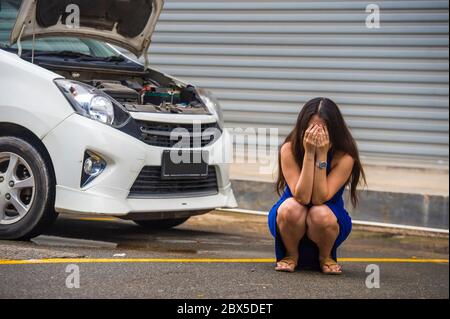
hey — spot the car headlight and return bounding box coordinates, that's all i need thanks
[197,88,224,129]
[54,79,130,128]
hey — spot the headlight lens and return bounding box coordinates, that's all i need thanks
[197,88,224,129]
[89,96,115,124]
[54,79,130,127]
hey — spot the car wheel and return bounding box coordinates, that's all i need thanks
[133,217,190,230]
[0,137,57,240]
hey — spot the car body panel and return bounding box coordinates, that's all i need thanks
[10,0,164,57]
[42,113,237,216]
[0,49,74,139]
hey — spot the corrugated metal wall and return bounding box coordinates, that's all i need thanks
[145,0,449,162]
[2,0,448,162]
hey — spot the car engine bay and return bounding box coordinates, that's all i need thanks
[49,66,211,115]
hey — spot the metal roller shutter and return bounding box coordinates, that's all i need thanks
[2,0,448,162]
[145,0,449,162]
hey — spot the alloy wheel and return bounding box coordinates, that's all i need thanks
[0,152,36,225]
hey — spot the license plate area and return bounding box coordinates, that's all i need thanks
[161,150,209,180]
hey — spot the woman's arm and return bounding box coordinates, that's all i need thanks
[281,125,319,205]
[311,127,355,205]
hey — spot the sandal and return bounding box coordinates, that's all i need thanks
[275,256,297,273]
[320,257,342,275]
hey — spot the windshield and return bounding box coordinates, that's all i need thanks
[0,0,120,58]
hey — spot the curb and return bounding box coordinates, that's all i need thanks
[230,179,449,230]
[217,208,449,238]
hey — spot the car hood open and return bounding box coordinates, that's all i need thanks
[10,0,164,57]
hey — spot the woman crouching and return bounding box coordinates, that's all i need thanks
[268,97,366,275]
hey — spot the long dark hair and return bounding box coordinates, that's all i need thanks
[276,97,366,207]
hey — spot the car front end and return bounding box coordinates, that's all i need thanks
[0,0,237,238]
[43,83,237,220]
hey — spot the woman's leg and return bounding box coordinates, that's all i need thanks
[276,198,308,271]
[306,205,342,273]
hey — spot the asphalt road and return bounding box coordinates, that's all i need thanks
[0,211,448,299]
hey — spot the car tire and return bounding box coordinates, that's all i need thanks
[133,217,190,230]
[0,137,57,240]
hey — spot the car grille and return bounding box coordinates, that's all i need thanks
[128,166,219,198]
[136,120,221,148]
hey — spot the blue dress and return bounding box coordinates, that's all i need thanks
[268,150,352,270]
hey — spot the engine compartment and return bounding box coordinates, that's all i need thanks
[49,66,210,115]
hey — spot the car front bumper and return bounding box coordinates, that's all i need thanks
[42,113,237,218]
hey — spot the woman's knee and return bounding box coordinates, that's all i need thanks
[307,205,338,230]
[277,199,308,225]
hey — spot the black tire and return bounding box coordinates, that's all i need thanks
[0,137,57,240]
[133,217,190,230]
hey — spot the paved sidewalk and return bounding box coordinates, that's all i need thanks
[230,155,449,196]
[228,152,449,229]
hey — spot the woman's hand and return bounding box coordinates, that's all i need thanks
[303,124,319,155]
[316,125,330,158]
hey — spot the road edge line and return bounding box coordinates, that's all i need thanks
[0,257,448,265]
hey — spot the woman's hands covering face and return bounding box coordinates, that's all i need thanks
[303,124,330,157]
[303,124,320,155]
[315,125,330,157]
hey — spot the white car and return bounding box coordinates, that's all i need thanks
[0,0,237,239]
